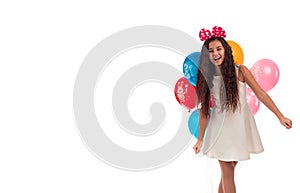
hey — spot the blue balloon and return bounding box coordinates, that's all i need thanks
[188,109,200,139]
[188,108,212,139]
[183,52,200,86]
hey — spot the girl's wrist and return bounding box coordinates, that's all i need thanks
[276,112,284,120]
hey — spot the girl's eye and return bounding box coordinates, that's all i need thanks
[217,48,222,51]
[209,50,213,53]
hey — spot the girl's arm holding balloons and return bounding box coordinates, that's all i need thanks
[239,65,292,129]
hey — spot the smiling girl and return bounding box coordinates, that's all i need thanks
[193,27,292,193]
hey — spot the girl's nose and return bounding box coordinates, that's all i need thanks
[212,51,218,56]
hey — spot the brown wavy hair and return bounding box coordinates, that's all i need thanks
[196,36,239,118]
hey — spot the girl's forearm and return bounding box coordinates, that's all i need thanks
[197,110,209,141]
[256,90,284,120]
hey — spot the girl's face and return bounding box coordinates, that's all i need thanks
[208,40,225,66]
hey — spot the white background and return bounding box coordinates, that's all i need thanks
[1,0,299,193]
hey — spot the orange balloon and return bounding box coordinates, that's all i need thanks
[227,40,244,65]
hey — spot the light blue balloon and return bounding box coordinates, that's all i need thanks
[183,52,200,86]
[188,108,212,139]
[188,109,200,139]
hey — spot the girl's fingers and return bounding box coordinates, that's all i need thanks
[284,121,292,129]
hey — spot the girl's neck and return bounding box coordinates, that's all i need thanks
[215,66,222,76]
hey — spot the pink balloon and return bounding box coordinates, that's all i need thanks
[209,94,215,108]
[246,87,260,115]
[250,59,280,91]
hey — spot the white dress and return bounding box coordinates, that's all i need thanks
[200,65,264,161]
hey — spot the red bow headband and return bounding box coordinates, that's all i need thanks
[199,26,226,41]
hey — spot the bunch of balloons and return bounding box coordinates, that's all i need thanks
[174,36,280,139]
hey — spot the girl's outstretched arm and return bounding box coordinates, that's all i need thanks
[239,65,292,129]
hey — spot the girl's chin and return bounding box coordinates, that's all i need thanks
[213,62,222,66]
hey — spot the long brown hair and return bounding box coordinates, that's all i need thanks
[196,37,239,118]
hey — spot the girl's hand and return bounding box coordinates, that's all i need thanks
[193,140,203,154]
[280,117,292,129]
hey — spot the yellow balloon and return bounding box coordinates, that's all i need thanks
[227,40,244,65]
